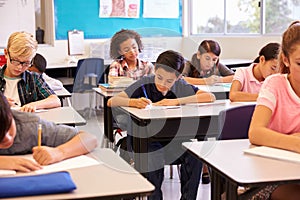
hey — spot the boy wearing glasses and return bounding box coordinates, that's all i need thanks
[0,32,61,112]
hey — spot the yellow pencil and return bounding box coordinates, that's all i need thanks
[38,124,42,147]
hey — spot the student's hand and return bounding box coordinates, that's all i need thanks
[6,97,19,107]
[153,99,180,106]
[0,156,42,172]
[205,75,221,85]
[32,146,63,165]
[130,97,152,109]
[20,103,36,112]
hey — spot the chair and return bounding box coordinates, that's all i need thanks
[72,58,107,118]
[218,104,256,140]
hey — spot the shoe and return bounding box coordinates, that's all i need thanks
[201,172,210,184]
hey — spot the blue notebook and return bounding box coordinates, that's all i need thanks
[0,171,76,198]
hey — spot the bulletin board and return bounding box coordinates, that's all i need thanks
[54,0,182,40]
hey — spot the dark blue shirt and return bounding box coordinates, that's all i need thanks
[124,75,199,102]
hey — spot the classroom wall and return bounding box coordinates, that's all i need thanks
[38,35,281,65]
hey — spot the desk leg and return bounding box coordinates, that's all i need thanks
[103,97,114,147]
[226,180,238,200]
[211,170,223,200]
[132,123,149,175]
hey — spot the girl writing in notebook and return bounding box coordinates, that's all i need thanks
[182,40,234,85]
[229,42,280,102]
[245,21,300,200]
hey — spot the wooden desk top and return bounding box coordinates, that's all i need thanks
[37,106,86,126]
[183,139,300,185]
[0,148,154,200]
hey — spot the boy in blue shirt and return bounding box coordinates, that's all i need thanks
[108,50,215,200]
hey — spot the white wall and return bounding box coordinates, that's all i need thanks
[38,35,281,65]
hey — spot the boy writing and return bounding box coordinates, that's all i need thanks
[0,32,61,112]
[108,50,215,200]
[0,92,98,172]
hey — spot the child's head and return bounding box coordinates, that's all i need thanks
[110,29,143,61]
[29,53,47,74]
[279,21,300,74]
[154,50,184,94]
[4,32,38,77]
[254,42,280,78]
[196,40,221,71]
[0,93,16,149]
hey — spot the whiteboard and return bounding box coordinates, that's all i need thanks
[0,0,35,47]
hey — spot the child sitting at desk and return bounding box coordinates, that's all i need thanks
[0,92,98,172]
[108,29,154,84]
[245,21,300,200]
[229,42,280,102]
[29,53,64,91]
[0,31,61,112]
[108,50,215,200]
[182,40,234,85]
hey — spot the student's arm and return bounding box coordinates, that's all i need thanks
[0,156,42,172]
[153,90,216,106]
[20,94,61,112]
[107,91,151,109]
[219,74,234,83]
[229,80,258,102]
[249,105,300,153]
[32,131,98,165]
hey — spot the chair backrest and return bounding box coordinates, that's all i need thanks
[73,58,107,93]
[218,104,255,140]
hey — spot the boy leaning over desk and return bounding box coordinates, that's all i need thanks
[108,50,216,200]
[0,92,98,172]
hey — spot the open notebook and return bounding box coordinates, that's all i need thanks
[0,155,100,176]
[244,146,300,164]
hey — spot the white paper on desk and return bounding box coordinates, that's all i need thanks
[144,105,181,110]
[185,102,226,107]
[35,109,48,113]
[17,155,100,174]
[243,146,300,164]
[0,170,17,176]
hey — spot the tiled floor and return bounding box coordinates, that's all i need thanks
[76,108,210,200]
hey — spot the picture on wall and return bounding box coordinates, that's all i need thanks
[99,0,140,18]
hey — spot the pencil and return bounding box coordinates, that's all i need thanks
[141,84,149,99]
[38,124,42,147]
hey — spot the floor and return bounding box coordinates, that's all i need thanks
[75,107,211,200]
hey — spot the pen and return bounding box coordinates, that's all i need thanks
[38,124,42,147]
[141,84,149,99]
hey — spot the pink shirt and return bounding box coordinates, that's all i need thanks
[257,74,300,134]
[233,63,263,93]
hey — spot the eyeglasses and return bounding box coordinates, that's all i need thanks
[7,50,33,68]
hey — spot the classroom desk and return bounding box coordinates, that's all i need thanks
[37,106,86,126]
[93,87,125,147]
[0,148,154,200]
[196,83,231,99]
[182,139,300,200]
[117,100,256,173]
[221,59,252,69]
[54,87,72,106]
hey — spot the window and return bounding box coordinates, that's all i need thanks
[190,0,300,35]
[35,0,54,45]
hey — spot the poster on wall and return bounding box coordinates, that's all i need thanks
[99,0,140,18]
[143,0,179,18]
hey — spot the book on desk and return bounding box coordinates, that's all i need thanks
[99,83,128,92]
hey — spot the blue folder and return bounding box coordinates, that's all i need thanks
[0,171,76,198]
